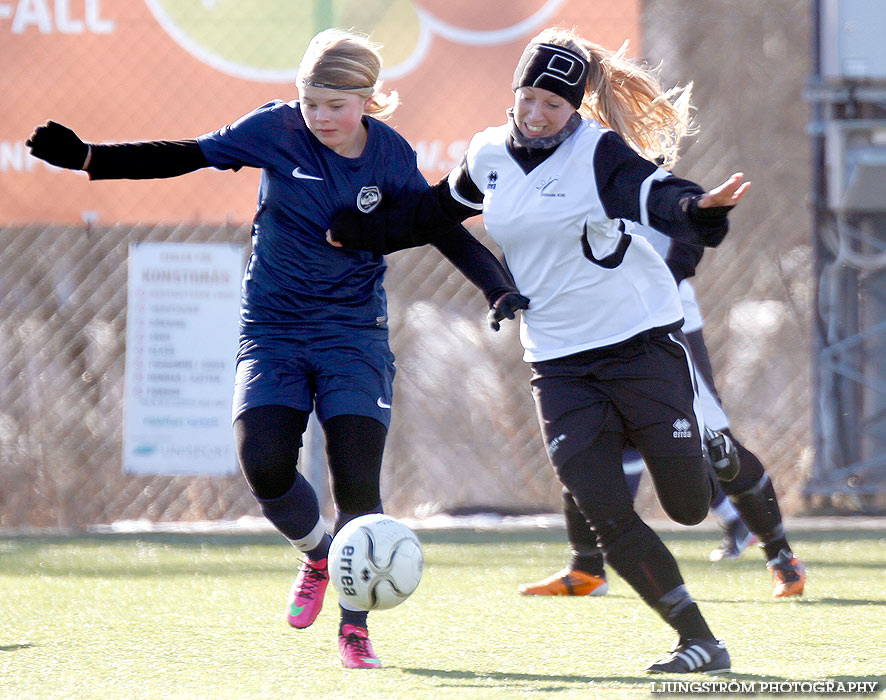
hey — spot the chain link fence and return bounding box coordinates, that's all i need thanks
[1,0,820,530]
[642,0,814,516]
[0,221,546,530]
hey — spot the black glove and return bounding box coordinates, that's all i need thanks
[329,208,384,254]
[487,292,530,331]
[26,121,90,170]
[329,205,430,256]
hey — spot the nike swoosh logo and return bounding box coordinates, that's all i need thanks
[292,167,323,181]
[377,398,391,409]
[289,603,304,617]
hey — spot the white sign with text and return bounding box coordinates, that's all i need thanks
[123,242,243,475]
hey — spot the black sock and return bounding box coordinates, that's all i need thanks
[569,550,606,577]
[656,586,716,643]
[671,603,716,643]
[340,606,368,632]
[728,473,791,560]
[763,540,792,562]
[307,532,332,562]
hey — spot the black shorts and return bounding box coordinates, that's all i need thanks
[530,329,705,468]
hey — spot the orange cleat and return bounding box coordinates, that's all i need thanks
[518,568,609,596]
[767,550,806,598]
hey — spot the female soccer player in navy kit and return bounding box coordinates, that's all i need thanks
[330,27,756,674]
[26,29,525,669]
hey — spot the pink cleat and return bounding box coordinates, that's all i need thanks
[286,557,329,629]
[338,624,382,669]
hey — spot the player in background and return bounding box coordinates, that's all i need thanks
[26,28,526,669]
[329,27,754,674]
[519,225,804,599]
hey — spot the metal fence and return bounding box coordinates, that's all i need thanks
[0,221,547,529]
[805,0,886,502]
[0,0,832,530]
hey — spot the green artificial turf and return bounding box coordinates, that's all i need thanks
[1,527,884,699]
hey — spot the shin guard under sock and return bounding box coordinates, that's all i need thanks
[656,586,716,642]
[605,523,714,641]
[600,515,685,609]
[729,473,790,559]
[257,473,324,545]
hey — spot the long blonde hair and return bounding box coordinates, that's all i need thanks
[296,28,399,119]
[530,27,695,169]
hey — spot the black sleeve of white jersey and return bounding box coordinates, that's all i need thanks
[87,140,212,180]
[593,131,731,247]
[425,165,518,306]
[445,157,485,212]
[665,238,704,283]
[329,173,479,255]
[431,227,518,306]
[414,171,480,235]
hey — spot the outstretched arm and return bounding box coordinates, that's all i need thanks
[697,172,751,208]
[330,211,528,330]
[594,130,750,247]
[430,225,529,330]
[327,182,528,330]
[327,179,475,255]
[27,121,210,180]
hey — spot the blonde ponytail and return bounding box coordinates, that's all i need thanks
[531,28,696,168]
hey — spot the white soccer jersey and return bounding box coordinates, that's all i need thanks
[625,220,705,332]
[450,119,684,362]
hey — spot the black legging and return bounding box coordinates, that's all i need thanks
[557,432,713,616]
[233,405,387,531]
[555,428,713,545]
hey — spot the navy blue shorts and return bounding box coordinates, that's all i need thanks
[232,330,396,428]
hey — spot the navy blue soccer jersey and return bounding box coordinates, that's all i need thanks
[197,100,428,332]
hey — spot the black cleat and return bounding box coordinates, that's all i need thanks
[646,638,731,674]
[704,428,740,482]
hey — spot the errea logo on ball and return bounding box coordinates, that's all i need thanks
[328,514,423,611]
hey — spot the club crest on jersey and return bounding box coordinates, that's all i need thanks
[537,176,565,198]
[357,186,382,213]
[486,170,498,190]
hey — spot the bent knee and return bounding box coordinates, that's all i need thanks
[647,455,712,526]
[665,501,709,526]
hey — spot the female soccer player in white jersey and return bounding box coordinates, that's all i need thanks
[329,27,756,674]
[518,227,805,599]
[26,28,527,670]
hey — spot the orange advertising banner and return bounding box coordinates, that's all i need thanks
[1,0,639,224]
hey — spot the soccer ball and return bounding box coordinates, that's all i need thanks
[328,514,424,611]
